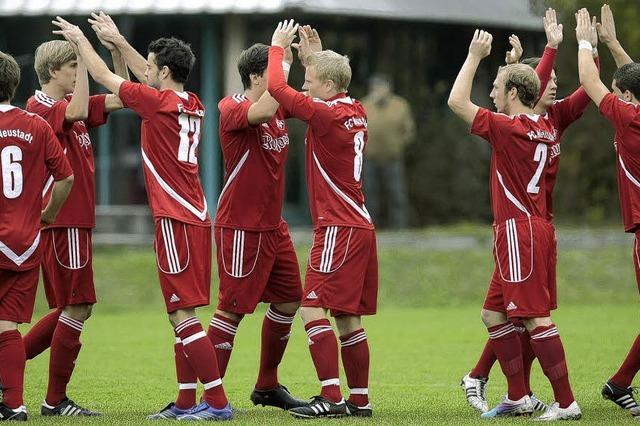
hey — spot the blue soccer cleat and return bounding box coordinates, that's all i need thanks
[147,402,193,420]
[177,401,233,421]
[481,394,533,418]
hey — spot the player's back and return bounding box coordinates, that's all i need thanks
[306,95,372,229]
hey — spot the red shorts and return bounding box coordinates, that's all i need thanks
[215,222,302,314]
[0,267,39,323]
[154,218,212,313]
[41,228,96,309]
[303,226,378,316]
[483,217,557,319]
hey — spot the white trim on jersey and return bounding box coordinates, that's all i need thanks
[42,148,68,198]
[0,105,16,112]
[618,155,640,189]
[140,148,208,221]
[494,217,535,283]
[220,227,261,278]
[174,91,189,100]
[312,151,372,223]
[52,227,89,270]
[495,170,531,217]
[307,227,353,274]
[155,218,190,275]
[217,149,250,207]
[232,94,247,104]
[0,231,40,266]
[34,90,56,108]
[312,96,354,107]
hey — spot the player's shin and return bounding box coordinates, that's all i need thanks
[610,334,640,388]
[207,313,239,378]
[0,329,26,409]
[23,309,61,360]
[340,328,370,407]
[174,337,197,409]
[46,312,83,405]
[487,322,527,400]
[255,305,295,390]
[305,318,342,403]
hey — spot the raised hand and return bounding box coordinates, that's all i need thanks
[88,11,123,51]
[271,19,299,49]
[292,25,322,66]
[543,8,563,48]
[469,29,492,60]
[596,4,617,45]
[575,8,592,44]
[52,16,85,45]
[589,15,598,48]
[505,34,523,64]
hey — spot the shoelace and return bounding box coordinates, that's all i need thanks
[476,380,487,399]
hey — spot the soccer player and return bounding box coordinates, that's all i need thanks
[267,21,378,418]
[211,42,306,410]
[576,5,640,415]
[22,37,124,416]
[448,29,581,420]
[461,9,598,415]
[52,16,232,420]
[0,50,74,421]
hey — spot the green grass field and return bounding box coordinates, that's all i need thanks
[17,228,640,424]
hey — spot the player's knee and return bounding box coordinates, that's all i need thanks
[215,309,243,324]
[272,302,299,315]
[64,304,93,322]
[300,307,326,324]
[335,315,361,335]
[168,308,196,328]
[0,320,18,333]
[523,316,553,331]
[480,309,505,327]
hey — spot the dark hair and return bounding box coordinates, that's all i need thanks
[147,37,195,84]
[0,51,20,102]
[238,43,269,90]
[613,63,640,100]
[520,57,558,78]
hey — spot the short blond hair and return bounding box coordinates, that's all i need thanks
[498,63,540,108]
[307,50,352,92]
[34,40,76,85]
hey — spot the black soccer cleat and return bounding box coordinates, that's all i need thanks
[41,398,101,417]
[289,395,347,419]
[346,400,372,417]
[250,384,307,410]
[0,404,27,421]
[602,380,639,409]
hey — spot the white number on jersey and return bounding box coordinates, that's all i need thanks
[353,131,365,182]
[527,143,548,194]
[1,145,23,199]
[177,113,201,165]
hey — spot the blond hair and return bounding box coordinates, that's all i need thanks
[499,63,540,108]
[307,50,352,92]
[34,40,76,85]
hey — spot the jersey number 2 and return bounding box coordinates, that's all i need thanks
[527,143,548,194]
[1,145,22,199]
[177,113,201,165]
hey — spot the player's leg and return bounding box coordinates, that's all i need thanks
[462,340,495,413]
[23,309,61,360]
[207,309,243,379]
[515,324,547,412]
[335,315,372,417]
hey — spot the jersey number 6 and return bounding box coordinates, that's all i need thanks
[1,145,23,199]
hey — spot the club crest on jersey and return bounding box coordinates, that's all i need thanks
[261,133,290,152]
[526,128,557,142]
[549,143,561,160]
[73,130,92,149]
[276,118,286,130]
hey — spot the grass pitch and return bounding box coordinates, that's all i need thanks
[18,228,640,424]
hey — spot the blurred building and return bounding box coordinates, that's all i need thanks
[0,0,544,235]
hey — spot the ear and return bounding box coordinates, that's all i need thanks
[160,65,171,80]
[249,73,260,87]
[508,86,518,100]
[48,67,57,80]
[623,90,634,103]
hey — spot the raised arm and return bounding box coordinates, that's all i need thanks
[576,8,609,107]
[247,46,292,125]
[53,16,125,97]
[447,29,492,125]
[64,55,89,122]
[597,4,633,68]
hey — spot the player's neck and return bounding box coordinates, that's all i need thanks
[244,87,263,103]
[40,83,66,101]
[506,103,535,116]
[159,80,185,93]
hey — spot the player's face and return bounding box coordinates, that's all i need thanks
[538,70,557,110]
[612,79,634,102]
[145,53,162,90]
[53,60,78,93]
[304,66,328,100]
[490,72,508,113]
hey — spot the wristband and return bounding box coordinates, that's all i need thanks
[592,47,599,56]
[578,40,593,51]
[282,61,291,72]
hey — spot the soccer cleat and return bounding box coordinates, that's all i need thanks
[534,401,581,421]
[0,404,26,421]
[147,403,194,420]
[176,401,233,421]
[631,405,640,418]
[461,373,489,413]
[481,395,533,418]
[250,384,307,410]
[346,400,372,417]
[531,393,549,412]
[288,396,347,419]
[602,380,639,409]
[41,398,100,417]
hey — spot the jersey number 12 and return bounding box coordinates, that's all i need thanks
[177,113,201,165]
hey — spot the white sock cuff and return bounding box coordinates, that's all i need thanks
[203,378,223,390]
[350,388,368,395]
[320,378,340,387]
[59,312,84,332]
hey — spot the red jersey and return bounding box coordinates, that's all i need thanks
[216,94,290,231]
[26,91,107,228]
[599,93,640,232]
[0,105,72,270]
[267,46,373,230]
[471,108,560,224]
[118,82,210,226]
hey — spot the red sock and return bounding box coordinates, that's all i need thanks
[207,314,238,378]
[340,328,369,407]
[488,322,527,401]
[176,317,228,409]
[611,334,640,388]
[174,336,197,409]
[23,309,61,360]
[470,339,496,379]
[0,330,25,409]
[529,325,575,408]
[46,313,83,406]
[305,319,342,403]
[255,306,294,390]
[518,327,536,395]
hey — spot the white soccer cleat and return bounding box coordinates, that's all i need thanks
[460,373,489,413]
[481,395,533,418]
[534,401,581,421]
[531,393,549,412]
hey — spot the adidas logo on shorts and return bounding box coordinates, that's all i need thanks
[507,301,518,311]
[170,294,180,303]
[215,342,233,350]
[306,291,318,299]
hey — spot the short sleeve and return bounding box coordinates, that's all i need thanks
[470,108,511,148]
[600,92,639,134]
[219,98,251,132]
[86,94,109,128]
[118,81,161,119]
[41,122,73,180]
